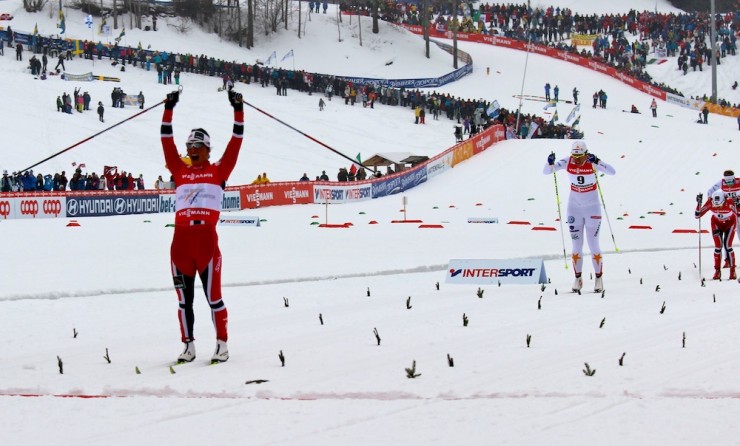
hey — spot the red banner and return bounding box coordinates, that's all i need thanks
[239,182,313,209]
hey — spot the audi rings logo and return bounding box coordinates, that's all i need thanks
[67,199,79,216]
[0,201,10,219]
[43,200,63,217]
[20,200,39,218]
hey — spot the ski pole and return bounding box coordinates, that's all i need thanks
[242,99,370,170]
[18,98,168,173]
[696,193,703,281]
[551,155,569,269]
[593,168,619,252]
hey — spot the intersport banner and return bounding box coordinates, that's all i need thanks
[313,182,373,203]
[240,182,313,209]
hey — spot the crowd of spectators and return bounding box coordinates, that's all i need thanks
[363,2,738,108]
[5,2,734,192]
[0,167,144,193]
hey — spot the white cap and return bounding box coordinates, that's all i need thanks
[186,128,211,149]
[571,140,587,155]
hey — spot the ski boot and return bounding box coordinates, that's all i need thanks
[730,268,737,280]
[572,275,583,292]
[712,269,722,280]
[177,341,196,364]
[211,340,229,364]
[594,275,604,293]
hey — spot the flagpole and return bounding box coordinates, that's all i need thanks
[515,23,535,137]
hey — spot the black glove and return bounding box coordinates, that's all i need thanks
[696,193,703,205]
[228,89,243,112]
[587,153,600,164]
[547,152,555,166]
[164,91,179,110]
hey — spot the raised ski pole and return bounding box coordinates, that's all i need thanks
[18,86,183,173]
[593,166,619,252]
[242,99,372,170]
[551,154,569,269]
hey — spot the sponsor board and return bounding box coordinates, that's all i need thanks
[240,182,313,209]
[66,195,160,217]
[313,183,372,203]
[467,217,499,224]
[371,167,426,199]
[426,152,453,180]
[221,190,241,211]
[446,259,547,285]
[159,193,177,213]
[218,215,260,227]
[0,197,66,219]
[372,175,403,198]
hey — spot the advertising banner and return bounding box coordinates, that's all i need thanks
[66,194,160,217]
[313,183,373,204]
[219,216,260,226]
[446,259,548,285]
[426,152,453,180]
[0,196,67,219]
[240,182,313,209]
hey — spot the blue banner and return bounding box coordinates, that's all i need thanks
[66,195,160,218]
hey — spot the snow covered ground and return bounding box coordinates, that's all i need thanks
[1,0,740,444]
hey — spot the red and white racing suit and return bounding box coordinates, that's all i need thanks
[161,107,244,343]
[707,179,740,244]
[543,156,616,276]
[696,198,737,271]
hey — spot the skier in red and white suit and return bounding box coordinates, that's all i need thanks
[695,189,737,281]
[161,88,244,364]
[543,141,616,293]
[706,169,740,268]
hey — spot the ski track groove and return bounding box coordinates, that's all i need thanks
[0,245,708,302]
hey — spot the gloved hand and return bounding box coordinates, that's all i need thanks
[164,91,179,110]
[587,153,600,164]
[696,193,703,205]
[228,89,244,112]
[547,152,555,166]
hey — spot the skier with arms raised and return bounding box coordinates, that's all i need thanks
[543,141,616,292]
[161,87,245,364]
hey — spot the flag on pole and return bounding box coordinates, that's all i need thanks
[486,100,500,119]
[115,27,125,43]
[33,23,38,35]
[565,104,580,125]
[550,110,559,124]
[543,100,557,111]
[85,14,93,29]
[265,51,277,65]
[281,49,294,61]
[571,116,581,127]
[58,12,66,34]
[526,121,539,139]
[355,153,362,164]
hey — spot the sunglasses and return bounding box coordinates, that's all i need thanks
[571,153,586,159]
[186,142,208,149]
